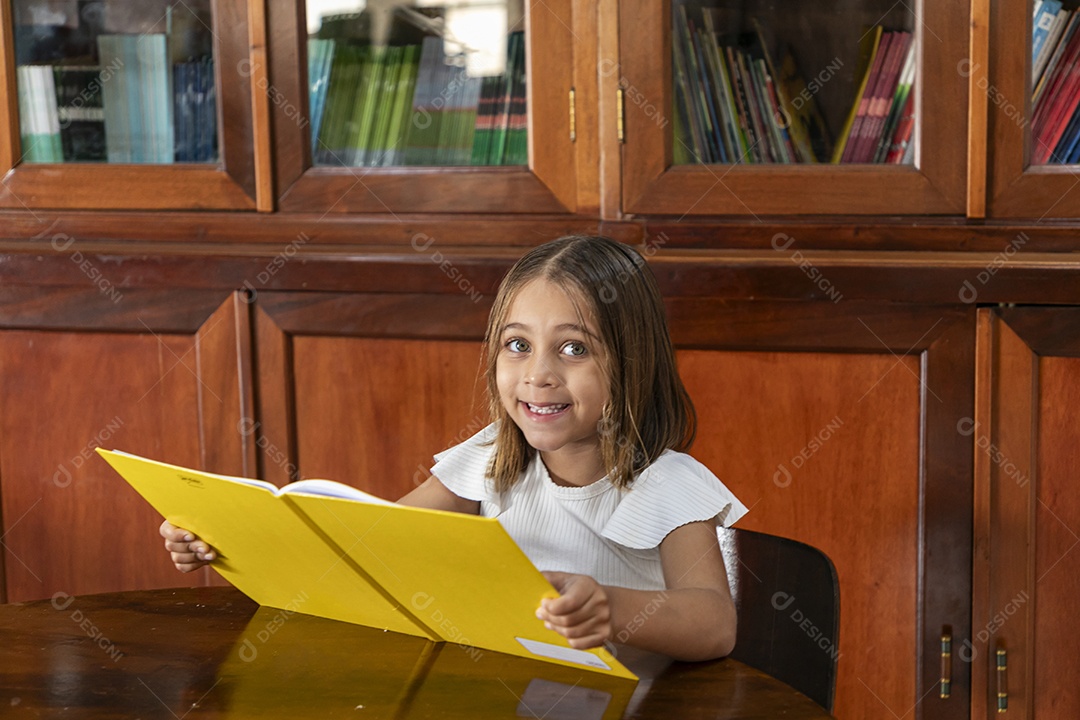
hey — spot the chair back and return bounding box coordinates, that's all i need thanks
[718,526,840,711]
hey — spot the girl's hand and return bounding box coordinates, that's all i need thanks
[537,571,613,649]
[159,520,216,573]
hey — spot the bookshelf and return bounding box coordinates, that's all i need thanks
[0,0,261,209]
[1,2,1080,718]
[619,0,970,216]
[987,0,1080,216]
[269,0,580,214]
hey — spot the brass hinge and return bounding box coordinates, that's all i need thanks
[616,86,626,143]
[569,88,576,142]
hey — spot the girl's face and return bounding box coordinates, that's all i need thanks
[495,278,611,465]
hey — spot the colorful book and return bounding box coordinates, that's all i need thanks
[832,26,884,163]
[1033,1,1065,80]
[874,43,916,164]
[885,91,915,163]
[307,38,336,154]
[97,448,636,680]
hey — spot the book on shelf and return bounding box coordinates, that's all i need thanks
[840,30,893,163]
[307,17,526,169]
[173,58,216,163]
[54,65,106,162]
[831,26,882,163]
[16,65,63,163]
[97,448,636,680]
[1031,3,1080,164]
[1033,1,1064,83]
[831,27,915,165]
[671,7,835,164]
[14,11,216,166]
[874,43,916,164]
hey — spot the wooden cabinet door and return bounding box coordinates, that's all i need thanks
[249,291,491,493]
[972,308,1080,717]
[267,0,580,215]
[669,300,974,720]
[0,290,254,602]
[617,0,969,216]
[0,1,261,210]
[986,1,1080,218]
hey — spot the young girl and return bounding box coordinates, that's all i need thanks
[162,235,747,662]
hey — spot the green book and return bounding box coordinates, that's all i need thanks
[368,45,401,166]
[384,44,419,166]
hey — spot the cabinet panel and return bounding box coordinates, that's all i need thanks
[0,0,261,210]
[987,0,1080,217]
[618,0,969,216]
[292,337,486,499]
[269,0,579,214]
[0,291,253,602]
[251,291,491,489]
[680,349,919,719]
[973,308,1080,718]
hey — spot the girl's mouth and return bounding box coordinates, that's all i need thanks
[522,402,570,417]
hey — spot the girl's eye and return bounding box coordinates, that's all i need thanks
[561,341,587,357]
[506,338,530,353]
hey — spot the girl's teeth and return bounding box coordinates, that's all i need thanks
[528,403,567,415]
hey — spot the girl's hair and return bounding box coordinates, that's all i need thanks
[483,235,696,491]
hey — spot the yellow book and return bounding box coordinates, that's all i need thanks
[831,26,883,163]
[97,448,636,680]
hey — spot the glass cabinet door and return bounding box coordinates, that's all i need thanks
[0,0,259,209]
[619,0,969,218]
[988,0,1080,217]
[269,0,578,214]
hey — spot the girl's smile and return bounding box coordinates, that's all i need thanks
[496,278,610,485]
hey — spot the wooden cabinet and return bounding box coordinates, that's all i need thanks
[0,0,263,210]
[984,0,1080,218]
[2,0,1079,219]
[266,0,581,214]
[618,0,970,216]
[0,290,252,602]
[972,307,1080,717]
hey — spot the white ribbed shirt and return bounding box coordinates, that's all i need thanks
[431,424,748,591]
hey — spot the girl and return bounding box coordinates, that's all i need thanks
[162,235,747,662]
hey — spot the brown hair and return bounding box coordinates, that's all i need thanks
[483,235,695,491]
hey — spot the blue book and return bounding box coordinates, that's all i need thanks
[1033,1,1063,66]
[1052,105,1080,163]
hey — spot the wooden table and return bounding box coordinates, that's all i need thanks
[0,586,832,719]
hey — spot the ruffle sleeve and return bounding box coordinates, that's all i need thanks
[602,451,748,550]
[430,423,503,511]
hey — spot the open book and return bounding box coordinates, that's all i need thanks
[97,449,635,680]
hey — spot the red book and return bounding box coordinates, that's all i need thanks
[885,92,915,163]
[841,31,894,163]
[855,32,911,163]
[1038,57,1080,163]
[1033,16,1080,135]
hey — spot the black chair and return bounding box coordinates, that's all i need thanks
[718,527,840,712]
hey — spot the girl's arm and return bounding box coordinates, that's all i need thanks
[537,520,737,661]
[396,475,480,514]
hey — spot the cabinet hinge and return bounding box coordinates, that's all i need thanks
[569,88,576,142]
[616,86,626,143]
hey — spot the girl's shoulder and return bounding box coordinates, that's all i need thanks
[430,423,500,506]
[601,450,748,549]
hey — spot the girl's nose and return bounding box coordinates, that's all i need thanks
[524,353,559,386]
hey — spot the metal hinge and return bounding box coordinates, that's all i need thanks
[569,88,576,142]
[616,86,626,143]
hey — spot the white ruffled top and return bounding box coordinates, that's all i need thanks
[431,424,748,591]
